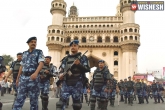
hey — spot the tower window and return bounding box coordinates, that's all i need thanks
[97,36,102,43]
[63,5,65,8]
[121,30,123,33]
[114,61,118,66]
[121,38,123,41]
[48,37,50,41]
[124,36,127,40]
[82,37,86,43]
[61,38,63,42]
[105,37,110,42]
[76,25,78,28]
[111,25,113,27]
[124,29,127,32]
[129,36,133,40]
[114,51,118,56]
[51,37,54,40]
[66,37,71,43]
[107,25,109,27]
[52,4,54,7]
[135,36,137,40]
[129,28,133,32]
[57,30,60,34]
[52,30,55,33]
[113,36,118,42]
[49,30,51,33]
[56,37,59,41]
[74,37,78,40]
[134,29,137,32]
[59,4,62,6]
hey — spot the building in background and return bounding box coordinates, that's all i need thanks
[147,69,163,79]
[46,0,141,80]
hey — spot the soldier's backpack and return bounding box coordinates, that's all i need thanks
[0,56,6,73]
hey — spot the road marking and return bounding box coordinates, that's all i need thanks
[3,98,57,106]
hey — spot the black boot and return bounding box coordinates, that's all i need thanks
[111,100,115,107]
[154,97,157,104]
[0,102,2,110]
[125,97,127,104]
[158,97,160,103]
[141,97,144,103]
[160,96,164,103]
[81,94,83,103]
[84,94,88,103]
[42,100,49,110]
[145,96,149,104]
[138,97,141,104]
[121,95,124,101]
[109,99,112,106]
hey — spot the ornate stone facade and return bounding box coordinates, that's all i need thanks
[46,0,140,80]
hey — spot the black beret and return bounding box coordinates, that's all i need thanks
[128,76,131,78]
[98,60,105,63]
[45,56,51,60]
[26,36,37,43]
[17,53,22,55]
[69,40,79,46]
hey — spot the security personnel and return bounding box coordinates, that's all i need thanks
[90,60,111,110]
[5,52,22,108]
[141,79,149,104]
[108,74,117,107]
[151,80,158,104]
[134,79,142,104]
[12,36,44,110]
[125,76,134,106]
[118,79,125,102]
[157,82,164,103]
[56,40,90,110]
[123,78,128,104]
[40,56,57,110]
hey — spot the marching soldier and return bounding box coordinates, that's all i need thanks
[40,56,57,110]
[56,40,90,110]
[118,79,125,102]
[108,75,117,107]
[151,80,158,104]
[123,78,128,104]
[5,53,22,108]
[141,79,149,104]
[157,81,164,103]
[12,36,44,110]
[134,79,143,104]
[90,60,111,110]
[125,76,134,106]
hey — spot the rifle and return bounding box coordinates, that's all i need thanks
[59,50,88,80]
[40,64,56,78]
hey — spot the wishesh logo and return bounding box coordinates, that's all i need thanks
[131,1,164,11]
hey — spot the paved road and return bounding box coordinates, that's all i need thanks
[1,91,165,110]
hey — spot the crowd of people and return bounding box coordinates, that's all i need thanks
[0,37,164,110]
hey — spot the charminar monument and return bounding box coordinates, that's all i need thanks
[46,0,140,81]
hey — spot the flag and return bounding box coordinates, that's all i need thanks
[163,67,165,76]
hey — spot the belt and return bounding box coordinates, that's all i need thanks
[22,72,33,76]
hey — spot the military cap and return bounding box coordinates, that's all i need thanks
[124,78,127,80]
[26,36,37,43]
[17,53,22,55]
[128,76,131,78]
[98,60,105,63]
[120,79,123,81]
[69,40,79,46]
[45,56,52,60]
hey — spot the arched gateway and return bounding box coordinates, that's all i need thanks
[46,0,140,80]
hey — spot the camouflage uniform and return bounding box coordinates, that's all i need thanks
[12,49,44,110]
[108,77,117,107]
[134,80,143,104]
[56,52,90,110]
[40,62,57,110]
[151,80,158,104]
[90,65,111,110]
[141,81,149,103]
[157,82,164,103]
[118,80,125,102]
[10,56,22,108]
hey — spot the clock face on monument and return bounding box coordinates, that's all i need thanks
[89,36,94,41]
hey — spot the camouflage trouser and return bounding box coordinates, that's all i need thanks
[12,75,40,110]
[56,81,83,110]
[13,79,17,94]
[40,80,50,94]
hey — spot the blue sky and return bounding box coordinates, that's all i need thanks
[0,0,165,73]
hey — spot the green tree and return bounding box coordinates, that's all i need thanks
[2,54,14,66]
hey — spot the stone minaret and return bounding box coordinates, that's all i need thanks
[68,3,78,18]
[120,0,140,78]
[46,0,67,68]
